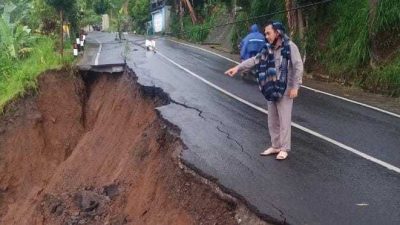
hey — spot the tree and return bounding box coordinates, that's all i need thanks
[93,0,110,15]
[182,0,197,24]
[44,0,76,57]
[29,0,57,34]
[130,0,150,33]
[0,1,35,59]
[284,0,305,39]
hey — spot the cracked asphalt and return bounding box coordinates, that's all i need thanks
[80,32,400,225]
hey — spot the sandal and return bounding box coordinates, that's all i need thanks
[260,147,281,156]
[276,151,288,160]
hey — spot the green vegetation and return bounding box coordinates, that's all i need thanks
[1,0,399,104]
[303,0,400,95]
[0,0,74,111]
[0,37,70,111]
[93,0,110,15]
[182,6,221,42]
[0,19,36,59]
[169,2,228,42]
[168,0,399,96]
[326,0,369,74]
[79,10,102,29]
[364,54,400,96]
[231,0,284,51]
[367,0,400,96]
[130,0,150,33]
[374,0,400,34]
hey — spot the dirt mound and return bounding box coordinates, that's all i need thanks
[0,69,266,225]
[0,70,86,222]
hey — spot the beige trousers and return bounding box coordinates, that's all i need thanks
[267,94,293,151]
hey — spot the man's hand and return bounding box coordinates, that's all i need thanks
[225,66,239,77]
[289,88,299,99]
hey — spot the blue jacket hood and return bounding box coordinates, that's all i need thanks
[250,24,259,33]
[240,24,265,60]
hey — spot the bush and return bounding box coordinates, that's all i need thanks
[303,0,400,94]
[169,2,227,42]
[324,0,370,77]
[0,36,65,110]
[364,54,400,96]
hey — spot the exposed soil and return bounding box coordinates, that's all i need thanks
[373,29,400,62]
[0,69,268,225]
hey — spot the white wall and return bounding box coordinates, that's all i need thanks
[102,14,109,31]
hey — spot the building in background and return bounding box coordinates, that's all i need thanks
[150,0,171,34]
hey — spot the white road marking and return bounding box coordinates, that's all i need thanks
[356,203,369,207]
[168,39,239,64]
[300,85,400,119]
[157,51,400,174]
[95,38,102,66]
[167,39,400,119]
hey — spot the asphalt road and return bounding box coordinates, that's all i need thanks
[81,32,400,225]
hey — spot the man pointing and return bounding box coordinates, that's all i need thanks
[225,21,304,160]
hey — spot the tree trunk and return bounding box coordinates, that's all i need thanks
[179,0,184,34]
[297,8,306,62]
[123,0,129,15]
[182,0,197,24]
[297,8,305,40]
[285,0,297,36]
[60,9,64,58]
[369,0,379,67]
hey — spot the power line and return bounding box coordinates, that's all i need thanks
[172,0,335,36]
[111,0,335,44]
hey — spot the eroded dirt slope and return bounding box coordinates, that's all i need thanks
[0,69,265,225]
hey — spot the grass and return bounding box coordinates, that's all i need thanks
[169,3,229,42]
[324,0,370,77]
[184,18,213,43]
[182,5,225,43]
[302,0,400,96]
[0,36,74,111]
[364,53,400,96]
[374,0,400,32]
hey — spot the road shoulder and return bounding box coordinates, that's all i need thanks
[168,37,400,115]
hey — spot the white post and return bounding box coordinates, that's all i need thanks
[73,43,78,56]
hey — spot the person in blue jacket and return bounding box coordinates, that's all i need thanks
[240,24,266,61]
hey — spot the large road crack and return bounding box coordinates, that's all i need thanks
[170,100,273,173]
[216,126,245,153]
[170,100,205,120]
[170,100,254,160]
[170,100,244,154]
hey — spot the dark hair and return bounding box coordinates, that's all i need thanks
[264,20,286,35]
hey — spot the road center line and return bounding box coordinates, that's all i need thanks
[167,39,400,119]
[157,51,400,174]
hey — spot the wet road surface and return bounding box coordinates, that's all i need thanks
[80,32,400,225]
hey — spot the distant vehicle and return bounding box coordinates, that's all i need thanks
[92,24,102,31]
